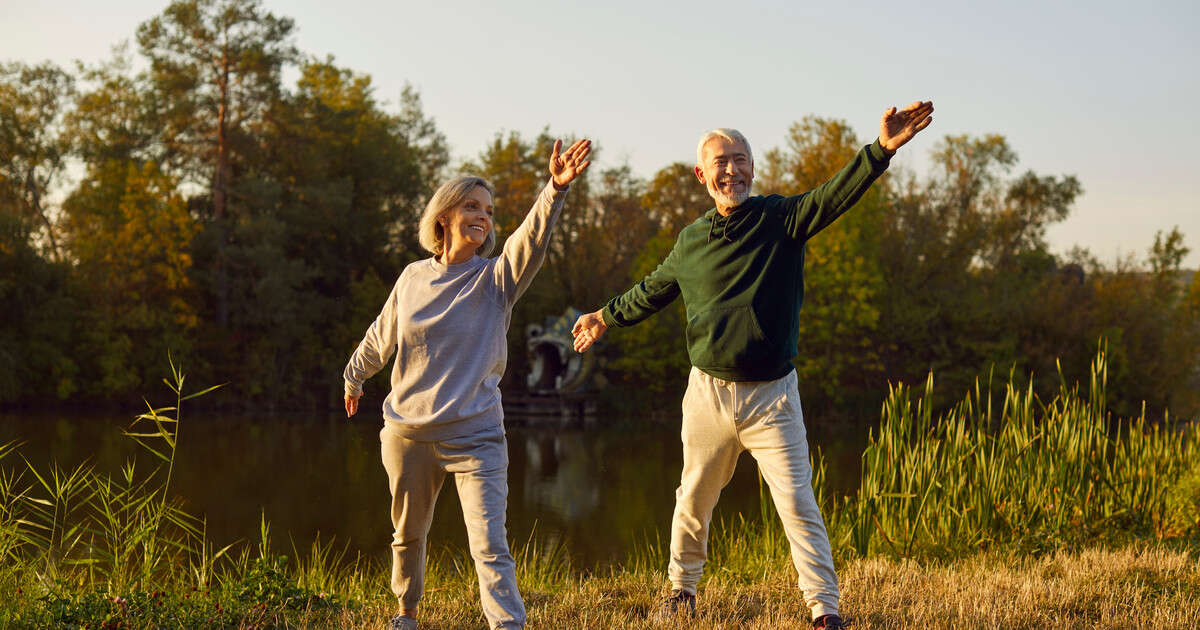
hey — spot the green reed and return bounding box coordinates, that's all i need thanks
[820,342,1200,561]
[0,355,221,592]
[0,359,374,627]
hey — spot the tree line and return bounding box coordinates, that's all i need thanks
[2,0,1197,421]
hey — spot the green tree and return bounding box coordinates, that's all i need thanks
[0,61,80,402]
[66,47,162,168]
[561,164,655,310]
[871,135,1077,407]
[60,161,199,398]
[0,208,79,402]
[0,61,75,260]
[1100,228,1199,418]
[137,0,297,326]
[640,162,710,234]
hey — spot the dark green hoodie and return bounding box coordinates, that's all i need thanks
[601,140,891,382]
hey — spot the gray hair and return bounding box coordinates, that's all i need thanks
[418,176,497,257]
[696,128,754,166]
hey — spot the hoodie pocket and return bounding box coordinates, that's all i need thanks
[685,305,770,369]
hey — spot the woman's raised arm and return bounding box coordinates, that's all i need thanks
[492,138,591,303]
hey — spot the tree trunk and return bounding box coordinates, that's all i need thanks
[214,55,231,327]
[25,168,60,262]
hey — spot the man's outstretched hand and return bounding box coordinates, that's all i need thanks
[880,100,934,154]
[572,310,608,353]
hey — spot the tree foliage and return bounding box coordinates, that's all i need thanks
[0,4,1196,421]
[0,61,75,259]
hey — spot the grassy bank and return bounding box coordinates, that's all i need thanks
[2,348,1199,628]
[401,545,1200,629]
[7,541,1197,628]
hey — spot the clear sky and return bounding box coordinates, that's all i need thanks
[3,0,1197,267]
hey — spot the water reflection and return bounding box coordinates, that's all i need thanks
[0,412,864,569]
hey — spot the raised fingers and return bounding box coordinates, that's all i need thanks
[567,139,591,164]
[909,101,934,119]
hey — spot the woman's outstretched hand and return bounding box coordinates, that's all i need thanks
[549,138,592,189]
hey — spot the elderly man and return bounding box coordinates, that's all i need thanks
[572,101,934,629]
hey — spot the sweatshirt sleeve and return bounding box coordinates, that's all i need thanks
[343,276,401,397]
[601,238,682,328]
[492,178,569,304]
[782,139,891,242]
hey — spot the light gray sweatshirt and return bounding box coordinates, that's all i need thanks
[343,179,568,441]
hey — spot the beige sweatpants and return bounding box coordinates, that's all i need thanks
[669,367,839,619]
[380,423,524,630]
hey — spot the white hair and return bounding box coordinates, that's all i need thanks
[696,128,754,166]
[417,176,496,257]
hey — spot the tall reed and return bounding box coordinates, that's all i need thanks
[0,360,377,627]
[821,343,1200,560]
[0,359,213,595]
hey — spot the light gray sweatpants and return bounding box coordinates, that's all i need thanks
[669,367,839,619]
[380,423,524,630]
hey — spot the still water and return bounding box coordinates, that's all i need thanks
[0,411,865,570]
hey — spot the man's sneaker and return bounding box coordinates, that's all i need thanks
[812,613,849,629]
[389,614,417,630]
[658,589,696,618]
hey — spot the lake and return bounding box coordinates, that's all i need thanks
[0,410,866,570]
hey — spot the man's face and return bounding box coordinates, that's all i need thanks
[695,136,753,210]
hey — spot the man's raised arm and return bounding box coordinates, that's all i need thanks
[784,100,934,241]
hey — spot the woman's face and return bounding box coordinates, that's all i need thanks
[442,185,494,253]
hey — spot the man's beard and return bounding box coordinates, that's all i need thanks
[708,183,750,208]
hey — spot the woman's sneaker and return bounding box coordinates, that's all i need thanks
[389,614,418,630]
[658,589,696,618]
[812,613,849,629]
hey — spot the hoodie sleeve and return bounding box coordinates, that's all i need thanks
[601,237,683,328]
[343,275,401,397]
[781,139,891,242]
[492,179,569,305]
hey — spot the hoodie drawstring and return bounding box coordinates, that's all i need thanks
[707,208,747,243]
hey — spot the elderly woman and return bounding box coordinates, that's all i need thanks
[343,139,591,630]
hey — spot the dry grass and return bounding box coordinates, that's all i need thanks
[843,546,1200,630]
[327,545,1200,629]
